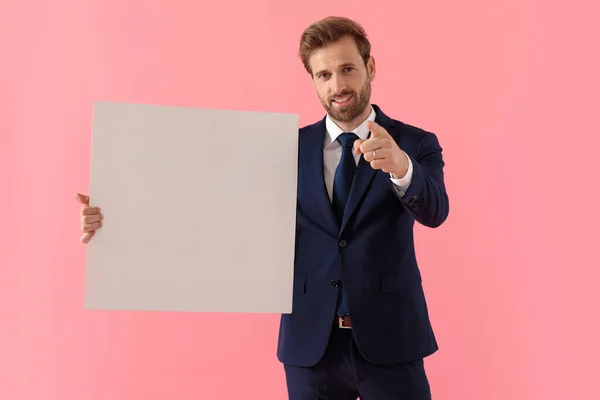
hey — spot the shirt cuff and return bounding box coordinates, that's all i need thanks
[389,153,413,197]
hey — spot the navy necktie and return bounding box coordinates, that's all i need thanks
[332,132,358,317]
[332,132,359,224]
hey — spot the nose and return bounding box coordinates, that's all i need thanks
[329,74,347,95]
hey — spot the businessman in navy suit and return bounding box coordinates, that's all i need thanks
[276,16,449,399]
[76,15,449,400]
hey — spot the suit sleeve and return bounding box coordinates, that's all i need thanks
[390,131,449,228]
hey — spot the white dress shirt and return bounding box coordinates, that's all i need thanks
[323,106,414,200]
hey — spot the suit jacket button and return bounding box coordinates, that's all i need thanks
[338,240,347,248]
[331,279,340,288]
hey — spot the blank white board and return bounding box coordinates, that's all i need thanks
[84,101,299,314]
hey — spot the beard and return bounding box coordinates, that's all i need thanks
[320,77,372,123]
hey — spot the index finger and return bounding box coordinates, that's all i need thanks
[367,120,387,137]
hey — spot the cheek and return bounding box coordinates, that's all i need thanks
[316,84,330,98]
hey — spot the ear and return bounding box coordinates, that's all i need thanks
[367,56,376,81]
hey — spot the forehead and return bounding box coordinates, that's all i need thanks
[309,36,363,73]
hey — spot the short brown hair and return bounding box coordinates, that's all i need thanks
[299,16,371,75]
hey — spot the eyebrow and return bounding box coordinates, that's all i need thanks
[314,62,356,77]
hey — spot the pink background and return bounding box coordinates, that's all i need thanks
[2,0,599,399]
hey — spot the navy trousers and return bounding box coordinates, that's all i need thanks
[284,326,431,400]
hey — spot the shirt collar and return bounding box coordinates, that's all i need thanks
[324,105,376,148]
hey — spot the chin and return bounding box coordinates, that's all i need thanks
[332,105,367,123]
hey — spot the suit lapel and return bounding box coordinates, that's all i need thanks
[340,105,397,233]
[300,105,399,235]
[300,119,339,234]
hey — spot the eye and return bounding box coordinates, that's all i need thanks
[343,67,354,72]
[318,72,330,79]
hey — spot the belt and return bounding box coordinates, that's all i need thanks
[334,315,352,329]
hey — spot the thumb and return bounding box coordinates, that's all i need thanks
[74,192,89,205]
[354,139,366,154]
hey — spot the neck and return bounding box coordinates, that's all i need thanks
[330,104,372,132]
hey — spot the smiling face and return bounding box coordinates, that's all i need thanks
[308,35,376,130]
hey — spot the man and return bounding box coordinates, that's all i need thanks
[77,16,449,400]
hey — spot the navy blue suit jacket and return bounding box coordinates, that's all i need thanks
[276,104,449,368]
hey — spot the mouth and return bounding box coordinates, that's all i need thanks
[331,95,353,107]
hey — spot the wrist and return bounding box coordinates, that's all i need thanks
[391,168,407,179]
[391,160,408,179]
